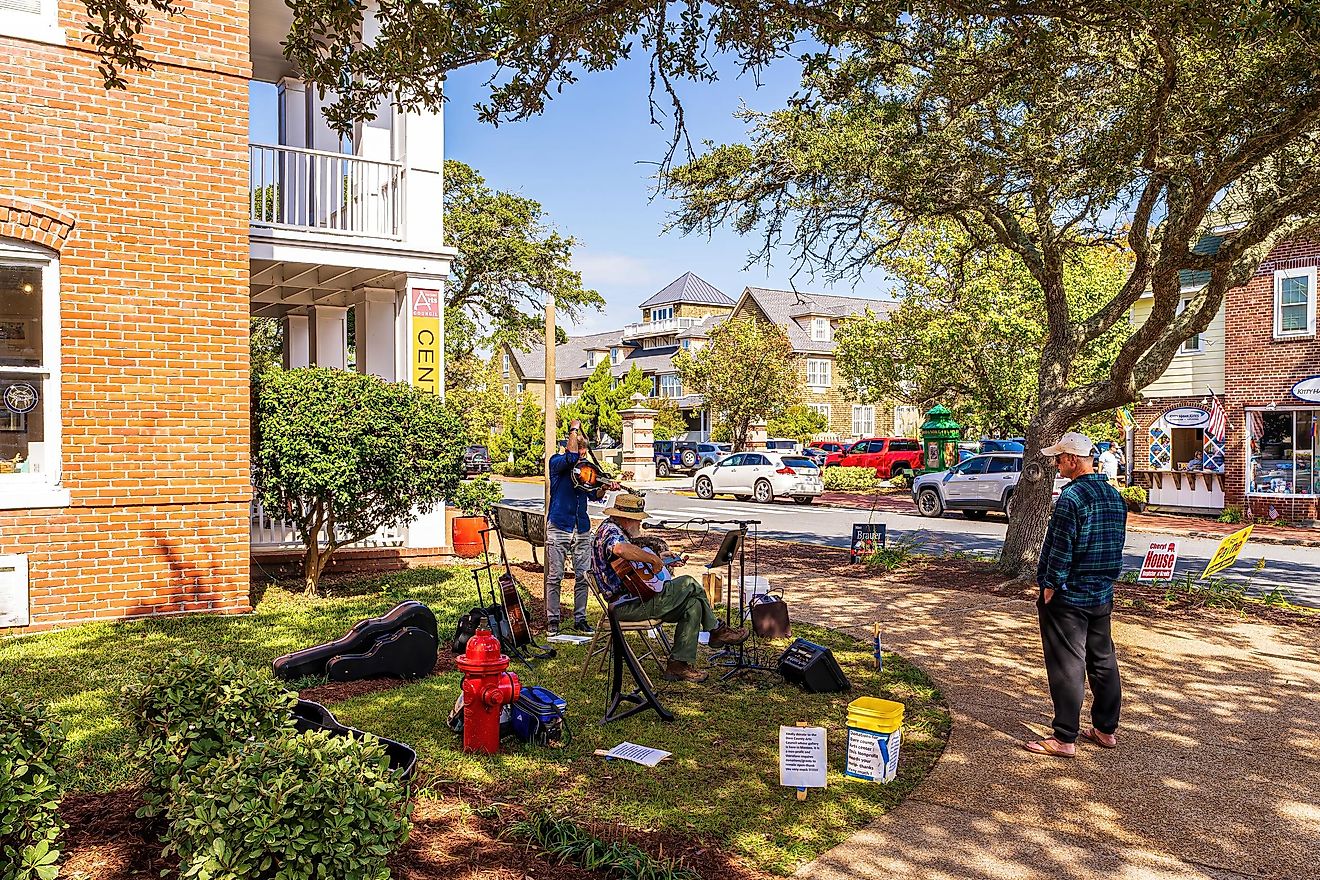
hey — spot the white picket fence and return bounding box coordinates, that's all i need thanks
[249,499,406,549]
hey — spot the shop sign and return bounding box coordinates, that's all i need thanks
[2,382,38,415]
[1289,375,1320,403]
[410,288,441,395]
[1162,406,1209,428]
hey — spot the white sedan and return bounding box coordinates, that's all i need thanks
[693,452,824,504]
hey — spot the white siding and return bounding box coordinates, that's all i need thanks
[1131,296,1225,396]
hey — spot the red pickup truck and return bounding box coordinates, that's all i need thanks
[824,437,924,479]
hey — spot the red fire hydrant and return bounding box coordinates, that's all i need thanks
[455,626,520,754]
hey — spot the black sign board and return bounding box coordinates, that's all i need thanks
[850,523,887,563]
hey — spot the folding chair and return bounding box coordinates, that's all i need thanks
[582,570,672,677]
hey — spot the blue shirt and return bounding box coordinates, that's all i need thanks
[547,451,600,532]
[1037,473,1128,607]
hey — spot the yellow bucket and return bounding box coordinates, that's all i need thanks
[847,697,905,734]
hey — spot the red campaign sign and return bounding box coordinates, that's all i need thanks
[1139,540,1179,581]
[411,288,441,318]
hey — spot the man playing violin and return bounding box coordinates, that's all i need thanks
[592,492,747,682]
[545,418,617,636]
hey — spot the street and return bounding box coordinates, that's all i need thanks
[499,480,1320,607]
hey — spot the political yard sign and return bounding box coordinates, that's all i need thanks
[1201,526,1254,580]
[1139,541,1179,581]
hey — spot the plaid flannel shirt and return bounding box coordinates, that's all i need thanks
[1036,473,1128,607]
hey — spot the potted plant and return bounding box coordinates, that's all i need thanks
[449,475,504,558]
[1119,485,1148,514]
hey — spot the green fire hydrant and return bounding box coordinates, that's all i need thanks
[920,405,962,473]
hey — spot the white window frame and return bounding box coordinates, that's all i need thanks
[1177,297,1202,354]
[502,352,510,377]
[658,373,682,399]
[650,306,674,322]
[516,382,525,394]
[0,0,65,45]
[851,405,875,437]
[806,358,832,389]
[1274,267,1317,340]
[1245,407,1318,498]
[0,239,68,510]
[610,347,620,365]
[811,317,832,342]
[808,402,832,421]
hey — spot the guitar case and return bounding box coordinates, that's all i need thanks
[326,626,438,682]
[292,699,418,779]
[272,601,438,680]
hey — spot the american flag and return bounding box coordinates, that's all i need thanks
[1207,394,1227,441]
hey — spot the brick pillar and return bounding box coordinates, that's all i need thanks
[621,394,656,482]
[748,420,768,451]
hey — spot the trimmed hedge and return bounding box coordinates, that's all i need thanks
[123,652,297,820]
[164,730,412,880]
[0,694,68,880]
[823,466,880,492]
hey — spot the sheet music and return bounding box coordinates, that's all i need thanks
[603,742,672,767]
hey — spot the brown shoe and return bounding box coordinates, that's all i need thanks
[708,624,748,648]
[663,660,709,683]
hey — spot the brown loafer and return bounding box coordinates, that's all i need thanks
[663,660,709,683]
[708,624,749,648]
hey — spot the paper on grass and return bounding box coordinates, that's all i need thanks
[546,633,593,644]
[603,742,672,767]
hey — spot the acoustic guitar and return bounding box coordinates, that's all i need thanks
[498,572,532,647]
[609,555,661,603]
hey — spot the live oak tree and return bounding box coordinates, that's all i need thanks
[674,318,800,451]
[253,368,466,596]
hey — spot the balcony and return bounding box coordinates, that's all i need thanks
[250,143,404,239]
[621,316,701,340]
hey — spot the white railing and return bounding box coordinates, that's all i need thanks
[250,499,405,550]
[557,395,580,406]
[621,316,701,340]
[250,143,404,239]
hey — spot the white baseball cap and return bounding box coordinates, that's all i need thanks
[1041,432,1094,458]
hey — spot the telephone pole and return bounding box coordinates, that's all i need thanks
[543,295,556,514]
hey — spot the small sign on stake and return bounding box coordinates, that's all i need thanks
[1201,525,1254,580]
[1138,540,1179,581]
[850,523,887,563]
[780,723,827,800]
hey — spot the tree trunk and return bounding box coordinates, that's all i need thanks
[302,539,322,597]
[998,410,1069,578]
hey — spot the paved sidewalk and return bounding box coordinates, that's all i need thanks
[793,581,1319,880]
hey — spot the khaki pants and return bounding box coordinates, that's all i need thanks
[612,575,718,664]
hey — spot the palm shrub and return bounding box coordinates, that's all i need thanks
[123,652,296,821]
[0,695,68,880]
[163,730,412,880]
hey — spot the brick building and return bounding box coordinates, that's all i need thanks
[2,0,453,632]
[1131,232,1320,519]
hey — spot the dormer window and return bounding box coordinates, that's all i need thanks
[610,347,620,365]
[651,306,674,321]
[811,317,832,342]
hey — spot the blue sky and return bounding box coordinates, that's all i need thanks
[250,53,890,335]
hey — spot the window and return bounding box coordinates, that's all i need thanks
[890,439,920,452]
[808,402,832,421]
[720,454,745,467]
[1171,427,1206,470]
[587,350,600,367]
[659,374,682,399]
[987,457,1020,474]
[516,383,525,394]
[1178,298,1202,353]
[681,339,690,350]
[955,457,990,475]
[811,317,832,341]
[851,405,875,437]
[1,240,66,509]
[806,358,832,388]
[502,353,510,377]
[503,384,510,395]
[0,0,64,44]
[610,347,620,365]
[651,306,674,322]
[1247,409,1317,496]
[894,404,919,435]
[1274,268,1317,339]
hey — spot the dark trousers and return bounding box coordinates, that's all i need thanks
[1037,595,1122,743]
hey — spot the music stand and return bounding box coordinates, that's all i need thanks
[704,523,777,680]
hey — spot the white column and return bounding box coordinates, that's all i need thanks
[400,107,445,251]
[283,313,310,368]
[309,305,348,369]
[276,78,307,148]
[354,288,399,381]
[399,274,447,548]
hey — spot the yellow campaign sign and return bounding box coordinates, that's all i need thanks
[410,288,442,395]
[1200,525,1254,580]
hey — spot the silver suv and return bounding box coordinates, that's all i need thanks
[912,453,1025,520]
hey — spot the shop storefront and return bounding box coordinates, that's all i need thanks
[1245,382,1319,501]
[1135,404,1227,512]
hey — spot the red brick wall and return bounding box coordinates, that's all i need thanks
[1223,236,1320,521]
[0,6,252,631]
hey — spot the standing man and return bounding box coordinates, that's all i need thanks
[1024,432,1127,758]
[545,418,615,636]
[1098,444,1120,482]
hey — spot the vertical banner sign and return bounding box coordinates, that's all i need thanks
[1201,525,1254,580]
[410,288,441,394]
[1139,540,1179,581]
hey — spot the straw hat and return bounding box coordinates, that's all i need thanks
[602,492,649,521]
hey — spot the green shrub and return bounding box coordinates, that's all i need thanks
[865,533,926,572]
[123,652,296,820]
[508,813,699,880]
[0,695,68,880]
[1119,485,1148,506]
[450,475,504,516]
[1217,504,1244,524]
[164,730,412,880]
[888,471,912,490]
[823,466,880,491]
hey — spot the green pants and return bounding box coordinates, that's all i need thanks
[612,575,718,664]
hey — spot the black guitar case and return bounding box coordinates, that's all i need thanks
[272,601,438,680]
[326,626,438,682]
[292,699,418,779]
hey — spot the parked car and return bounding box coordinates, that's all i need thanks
[911,453,1068,519]
[693,452,823,504]
[979,438,1026,454]
[764,438,801,453]
[823,437,924,479]
[463,445,491,476]
[653,440,728,477]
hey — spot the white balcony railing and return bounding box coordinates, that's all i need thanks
[621,316,701,340]
[250,499,405,550]
[250,143,404,239]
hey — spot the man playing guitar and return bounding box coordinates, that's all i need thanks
[591,492,747,682]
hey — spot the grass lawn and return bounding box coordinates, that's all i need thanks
[0,566,950,876]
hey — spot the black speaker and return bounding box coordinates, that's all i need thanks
[776,638,850,693]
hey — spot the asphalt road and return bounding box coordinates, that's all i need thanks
[499,480,1320,607]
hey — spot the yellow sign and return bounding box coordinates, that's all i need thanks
[410,288,441,394]
[1200,525,1254,580]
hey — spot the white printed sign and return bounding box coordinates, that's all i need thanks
[1139,540,1179,581]
[779,726,828,789]
[602,742,671,767]
[845,727,902,783]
